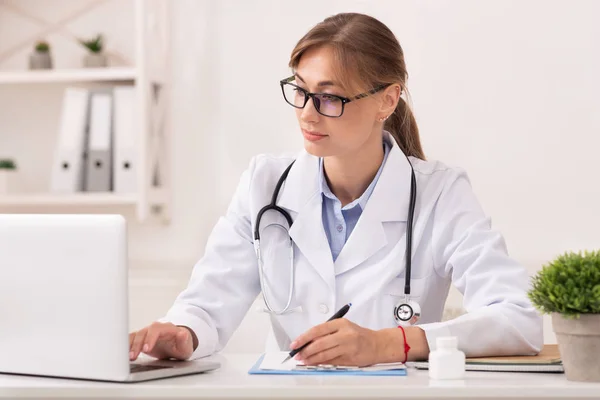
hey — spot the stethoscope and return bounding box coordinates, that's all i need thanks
[253,154,421,327]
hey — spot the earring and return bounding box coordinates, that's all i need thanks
[377,115,389,122]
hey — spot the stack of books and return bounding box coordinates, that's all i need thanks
[411,344,563,373]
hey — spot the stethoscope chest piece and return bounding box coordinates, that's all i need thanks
[394,297,421,326]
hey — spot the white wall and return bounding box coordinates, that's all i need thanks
[152,0,599,347]
[139,0,600,272]
[2,0,599,350]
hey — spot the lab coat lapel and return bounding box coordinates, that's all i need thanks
[333,141,413,276]
[277,151,335,292]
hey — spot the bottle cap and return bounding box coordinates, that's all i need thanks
[436,336,458,349]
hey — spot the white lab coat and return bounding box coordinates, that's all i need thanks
[162,132,543,360]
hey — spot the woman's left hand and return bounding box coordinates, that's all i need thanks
[289,318,382,367]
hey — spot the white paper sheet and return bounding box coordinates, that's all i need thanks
[258,352,406,371]
[259,351,303,371]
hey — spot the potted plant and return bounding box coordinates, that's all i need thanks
[0,158,17,195]
[79,34,107,67]
[29,40,53,70]
[528,250,600,382]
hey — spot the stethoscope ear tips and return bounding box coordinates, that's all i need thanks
[394,298,421,327]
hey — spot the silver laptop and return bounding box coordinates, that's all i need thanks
[0,214,220,382]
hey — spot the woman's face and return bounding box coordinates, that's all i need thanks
[291,46,390,158]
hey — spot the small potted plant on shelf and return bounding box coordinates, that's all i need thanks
[0,158,17,195]
[29,40,53,70]
[79,34,107,67]
[528,250,600,382]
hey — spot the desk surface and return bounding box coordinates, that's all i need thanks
[0,354,599,400]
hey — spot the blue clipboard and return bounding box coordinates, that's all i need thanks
[248,354,407,376]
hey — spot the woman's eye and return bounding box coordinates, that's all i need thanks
[319,94,340,103]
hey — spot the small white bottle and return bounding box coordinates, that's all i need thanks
[428,336,465,380]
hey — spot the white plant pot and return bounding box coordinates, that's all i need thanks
[0,170,16,195]
[552,313,600,382]
[83,53,108,68]
[29,52,53,70]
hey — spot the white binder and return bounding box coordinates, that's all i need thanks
[84,91,113,192]
[50,87,90,193]
[112,86,137,194]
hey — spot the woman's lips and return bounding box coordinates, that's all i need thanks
[302,129,327,142]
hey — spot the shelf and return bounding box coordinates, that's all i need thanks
[0,193,138,207]
[0,0,171,223]
[0,67,137,84]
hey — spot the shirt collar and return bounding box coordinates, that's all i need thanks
[318,132,392,211]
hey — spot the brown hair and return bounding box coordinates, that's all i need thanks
[289,13,425,160]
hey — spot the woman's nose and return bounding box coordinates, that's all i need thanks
[299,96,320,123]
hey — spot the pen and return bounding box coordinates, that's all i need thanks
[282,302,352,364]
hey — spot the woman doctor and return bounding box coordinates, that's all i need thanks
[129,12,543,366]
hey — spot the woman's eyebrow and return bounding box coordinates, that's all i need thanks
[294,73,337,88]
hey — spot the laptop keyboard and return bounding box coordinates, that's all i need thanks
[130,364,173,373]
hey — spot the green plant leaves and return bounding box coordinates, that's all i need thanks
[79,34,103,53]
[528,250,600,318]
[0,159,16,169]
[35,41,50,53]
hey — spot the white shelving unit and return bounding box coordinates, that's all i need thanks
[0,193,138,207]
[0,67,137,84]
[0,0,171,223]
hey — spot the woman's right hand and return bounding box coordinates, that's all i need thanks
[129,322,196,361]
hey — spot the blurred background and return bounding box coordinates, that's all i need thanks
[1,0,598,352]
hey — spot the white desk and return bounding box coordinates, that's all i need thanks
[0,354,598,400]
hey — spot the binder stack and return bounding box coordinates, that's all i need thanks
[50,86,138,195]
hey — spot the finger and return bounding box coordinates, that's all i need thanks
[144,325,175,354]
[129,332,136,349]
[291,320,341,350]
[302,345,343,366]
[131,329,148,360]
[297,332,339,361]
[129,330,143,359]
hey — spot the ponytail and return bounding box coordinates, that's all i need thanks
[385,96,425,160]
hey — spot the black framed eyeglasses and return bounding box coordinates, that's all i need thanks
[279,76,391,118]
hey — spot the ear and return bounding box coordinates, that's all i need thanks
[377,84,401,120]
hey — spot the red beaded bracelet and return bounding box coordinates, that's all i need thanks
[397,325,411,363]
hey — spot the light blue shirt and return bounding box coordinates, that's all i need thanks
[319,139,391,261]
